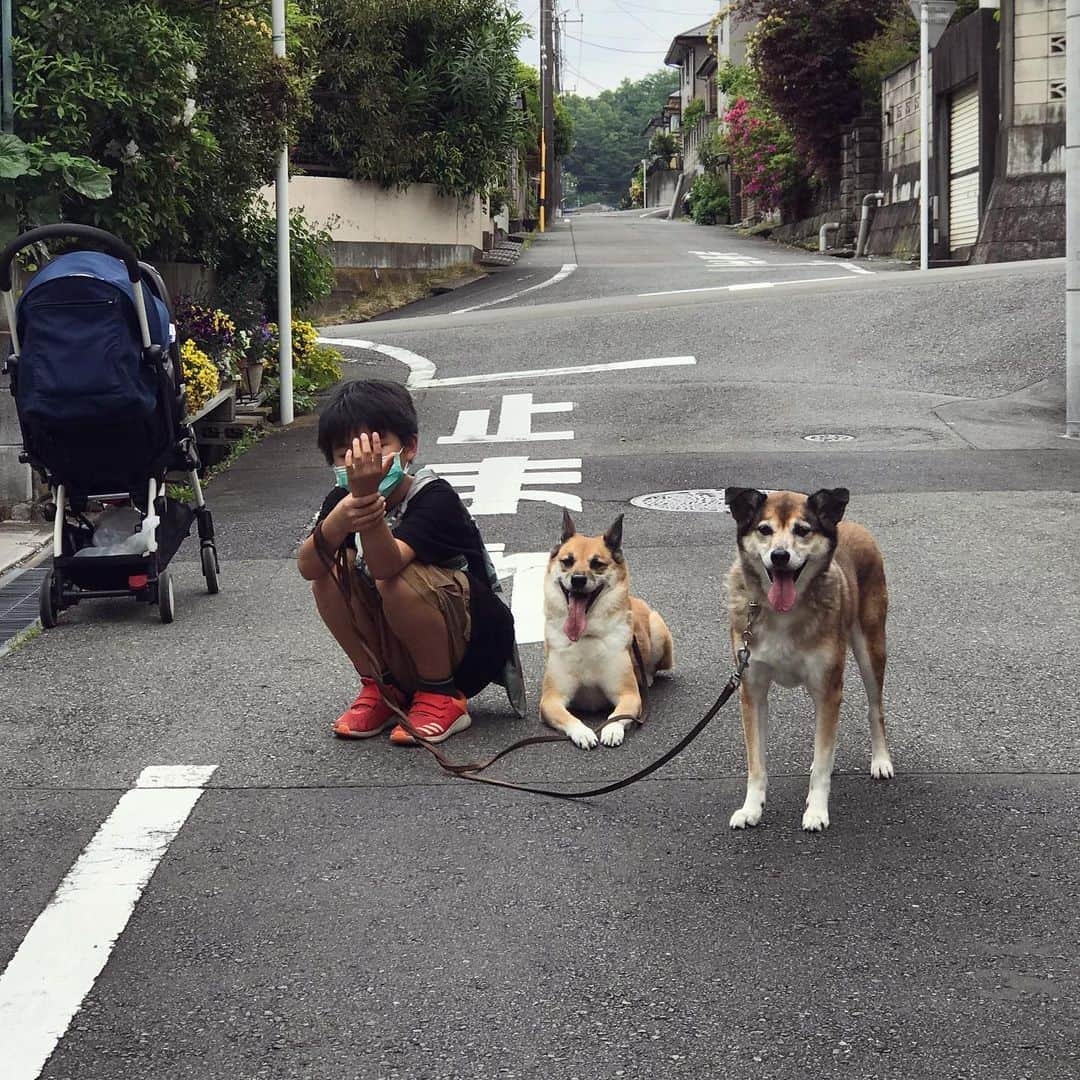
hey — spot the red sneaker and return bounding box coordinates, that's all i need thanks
[389,691,471,746]
[333,678,407,739]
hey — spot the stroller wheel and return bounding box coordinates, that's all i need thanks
[157,571,175,624]
[39,571,59,629]
[201,543,220,595]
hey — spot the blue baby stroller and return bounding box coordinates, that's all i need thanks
[1,223,221,625]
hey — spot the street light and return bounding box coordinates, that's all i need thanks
[642,158,648,210]
[909,1,956,271]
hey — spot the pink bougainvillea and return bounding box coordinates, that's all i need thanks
[721,97,807,216]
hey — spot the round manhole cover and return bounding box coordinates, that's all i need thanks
[630,489,777,514]
[802,432,855,443]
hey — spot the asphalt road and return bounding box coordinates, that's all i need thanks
[2,214,1079,1080]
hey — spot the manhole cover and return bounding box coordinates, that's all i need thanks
[802,432,855,443]
[630,489,776,514]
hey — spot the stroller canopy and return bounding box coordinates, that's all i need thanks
[18,250,171,347]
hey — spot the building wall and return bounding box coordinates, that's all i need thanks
[882,57,933,207]
[260,178,487,265]
[1007,0,1066,174]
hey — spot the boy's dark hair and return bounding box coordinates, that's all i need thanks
[317,379,419,462]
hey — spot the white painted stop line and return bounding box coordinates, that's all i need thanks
[0,765,217,1080]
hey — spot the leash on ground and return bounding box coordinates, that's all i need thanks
[313,524,758,800]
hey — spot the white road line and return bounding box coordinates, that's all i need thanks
[318,338,437,387]
[486,544,549,644]
[640,276,859,298]
[0,765,217,1080]
[451,263,577,314]
[414,355,695,389]
[705,262,839,271]
[843,262,875,275]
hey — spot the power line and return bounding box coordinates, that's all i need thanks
[561,31,670,54]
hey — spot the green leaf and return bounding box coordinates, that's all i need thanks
[0,134,32,180]
[62,159,113,200]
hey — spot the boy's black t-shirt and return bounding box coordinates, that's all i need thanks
[315,478,514,697]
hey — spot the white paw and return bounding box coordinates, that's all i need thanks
[729,804,763,829]
[870,754,895,780]
[801,805,830,832]
[600,722,625,747]
[568,723,598,750]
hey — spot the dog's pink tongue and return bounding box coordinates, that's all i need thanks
[564,595,590,641]
[768,573,798,613]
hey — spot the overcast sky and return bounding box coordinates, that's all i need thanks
[515,1,719,96]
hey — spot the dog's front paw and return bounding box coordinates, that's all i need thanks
[801,805,830,832]
[599,721,625,747]
[568,723,598,750]
[870,753,895,780]
[729,804,763,829]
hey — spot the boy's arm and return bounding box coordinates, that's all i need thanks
[297,492,386,580]
[354,518,416,580]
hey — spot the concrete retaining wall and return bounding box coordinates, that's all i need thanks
[261,177,486,269]
[971,173,1065,263]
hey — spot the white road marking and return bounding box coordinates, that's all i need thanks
[843,262,875,275]
[640,276,859,298]
[415,355,695,389]
[705,262,840,271]
[452,263,578,314]
[487,544,549,644]
[0,765,217,1080]
[438,393,574,444]
[430,457,582,515]
[318,338,437,387]
[689,250,768,268]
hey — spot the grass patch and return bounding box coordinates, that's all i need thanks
[3,622,41,655]
[320,263,486,325]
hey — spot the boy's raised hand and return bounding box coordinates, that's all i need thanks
[346,433,394,498]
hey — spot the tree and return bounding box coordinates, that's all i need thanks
[732,0,895,177]
[8,0,309,260]
[298,0,528,200]
[561,70,679,206]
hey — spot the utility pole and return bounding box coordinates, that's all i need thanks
[909,1,955,271]
[271,0,293,425]
[540,0,555,232]
[1,0,12,134]
[1067,0,1079,436]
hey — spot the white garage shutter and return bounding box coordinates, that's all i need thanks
[949,83,980,252]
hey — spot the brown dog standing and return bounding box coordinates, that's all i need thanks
[724,488,893,832]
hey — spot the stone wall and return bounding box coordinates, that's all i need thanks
[840,120,882,247]
[970,174,1065,262]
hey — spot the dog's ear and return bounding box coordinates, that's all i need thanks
[561,508,577,542]
[725,488,767,532]
[807,487,850,527]
[603,514,624,562]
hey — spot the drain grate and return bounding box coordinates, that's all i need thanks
[630,489,777,514]
[0,566,48,646]
[802,433,855,443]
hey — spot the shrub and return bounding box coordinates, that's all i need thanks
[215,205,335,321]
[721,97,809,217]
[688,174,730,225]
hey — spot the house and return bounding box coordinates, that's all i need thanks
[872,1,1064,263]
[664,21,715,177]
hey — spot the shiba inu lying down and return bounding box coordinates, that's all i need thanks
[724,487,894,832]
[541,511,674,750]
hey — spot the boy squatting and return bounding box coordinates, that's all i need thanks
[297,380,515,745]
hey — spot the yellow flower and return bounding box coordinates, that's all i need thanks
[181,338,220,416]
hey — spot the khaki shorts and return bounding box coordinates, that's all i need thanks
[350,561,472,693]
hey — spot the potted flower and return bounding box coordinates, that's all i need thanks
[240,317,276,398]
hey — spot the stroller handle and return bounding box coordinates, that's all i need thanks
[0,224,142,292]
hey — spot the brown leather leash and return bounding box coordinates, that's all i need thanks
[313,523,757,801]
